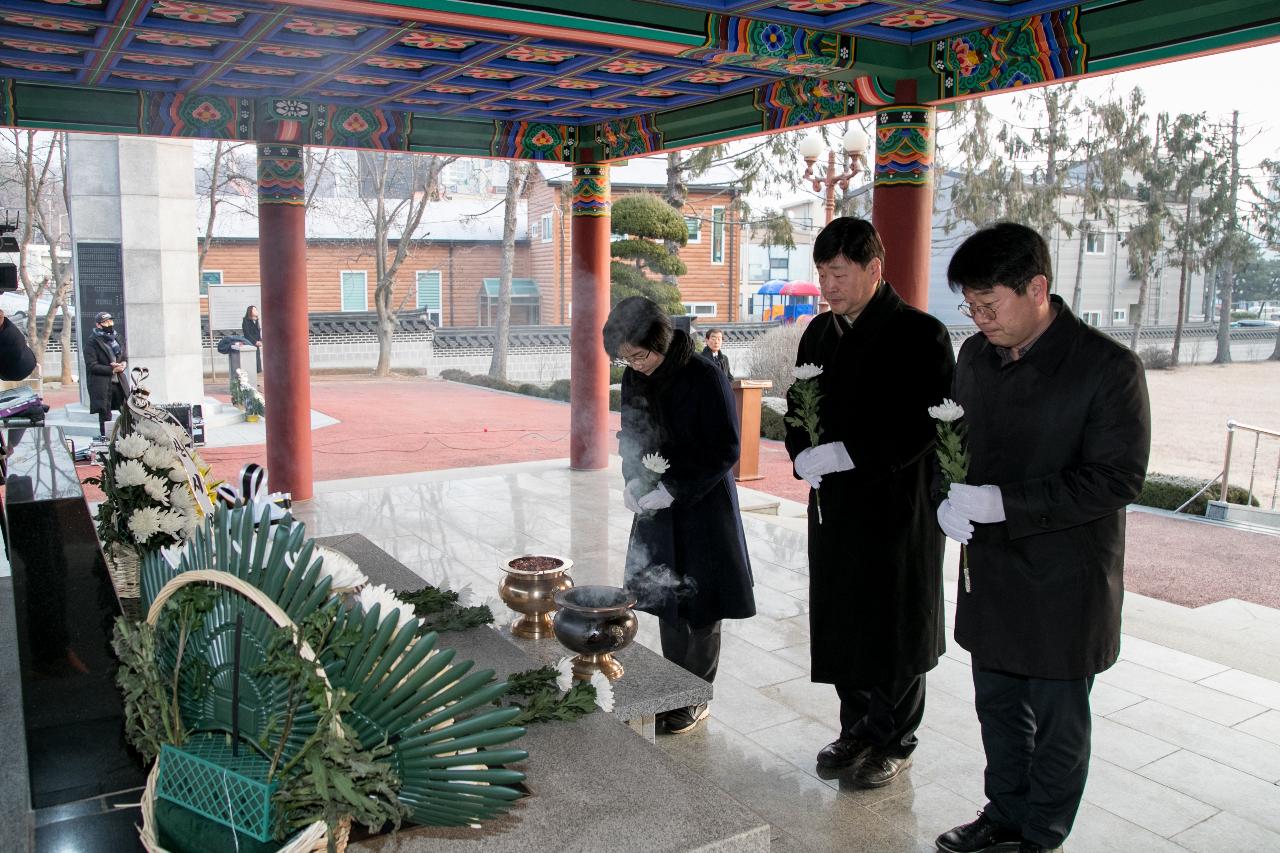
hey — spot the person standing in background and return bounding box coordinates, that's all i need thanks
[85,311,128,439]
[242,305,263,373]
[701,327,732,379]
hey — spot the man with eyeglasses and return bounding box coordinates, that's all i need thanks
[935,223,1150,853]
[783,217,954,789]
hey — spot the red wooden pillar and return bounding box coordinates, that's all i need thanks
[256,143,313,501]
[569,162,610,470]
[871,81,935,311]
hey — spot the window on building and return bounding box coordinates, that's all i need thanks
[541,213,553,243]
[683,302,717,317]
[711,206,725,264]
[685,216,701,243]
[1085,232,1106,255]
[200,269,221,296]
[1081,311,1101,326]
[341,270,368,312]
[415,270,442,324]
[1113,308,1127,323]
[769,252,789,279]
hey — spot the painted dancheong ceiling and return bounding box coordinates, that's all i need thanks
[0,0,1276,160]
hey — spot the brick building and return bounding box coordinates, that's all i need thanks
[198,154,745,328]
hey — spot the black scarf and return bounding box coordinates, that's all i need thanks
[95,327,122,361]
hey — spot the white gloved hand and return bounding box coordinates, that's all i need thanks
[949,483,1006,524]
[637,482,674,511]
[623,486,641,513]
[795,442,854,488]
[936,499,974,543]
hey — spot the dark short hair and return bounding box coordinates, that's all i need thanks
[813,217,885,267]
[947,222,1052,294]
[705,327,723,337]
[602,296,673,358]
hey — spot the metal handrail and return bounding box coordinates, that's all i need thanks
[1174,471,1224,514]
[1221,420,1280,510]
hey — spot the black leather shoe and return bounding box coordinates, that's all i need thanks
[935,813,1022,853]
[1018,844,1061,852]
[816,736,871,769]
[851,751,912,788]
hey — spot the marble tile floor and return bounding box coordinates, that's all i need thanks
[292,460,1280,853]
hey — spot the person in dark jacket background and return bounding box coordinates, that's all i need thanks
[935,223,1150,853]
[242,304,262,373]
[0,310,36,381]
[604,296,755,735]
[783,217,954,789]
[701,327,732,379]
[85,311,128,438]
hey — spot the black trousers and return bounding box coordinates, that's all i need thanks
[659,616,721,685]
[973,667,1094,848]
[835,673,925,758]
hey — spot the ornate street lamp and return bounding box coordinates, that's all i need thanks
[798,126,870,226]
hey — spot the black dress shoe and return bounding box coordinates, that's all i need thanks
[851,751,912,788]
[936,813,1021,853]
[816,736,871,769]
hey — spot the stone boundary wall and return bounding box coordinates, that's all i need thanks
[34,323,1280,380]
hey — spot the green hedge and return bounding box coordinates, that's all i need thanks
[760,405,787,441]
[1136,472,1259,515]
[439,370,619,411]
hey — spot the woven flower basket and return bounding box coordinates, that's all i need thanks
[105,541,143,619]
[138,570,350,853]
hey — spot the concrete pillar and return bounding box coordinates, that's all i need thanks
[256,144,313,501]
[871,81,935,311]
[66,136,202,405]
[569,163,610,471]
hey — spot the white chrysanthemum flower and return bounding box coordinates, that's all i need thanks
[155,509,187,536]
[181,513,201,536]
[792,363,823,381]
[555,657,574,694]
[169,484,195,514]
[315,546,368,592]
[927,399,965,423]
[357,583,413,632]
[114,458,150,488]
[168,463,190,483]
[128,506,165,544]
[114,432,151,459]
[590,671,615,713]
[134,419,165,443]
[641,453,669,475]
[142,444,179,471]
[143,476,171,505]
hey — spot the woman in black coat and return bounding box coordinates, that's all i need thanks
[242,305,262,373]
[604,296,755,734]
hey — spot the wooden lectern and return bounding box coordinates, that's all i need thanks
[731,378,773,481]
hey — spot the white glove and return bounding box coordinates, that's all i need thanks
[623,486,641,513]
[795,442,854,488]
[949,483,1006,524]
[937,499,974,543]
[637,482,674,511]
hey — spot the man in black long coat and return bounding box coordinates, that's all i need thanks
[85,311,129,438]
[784,218,954,788]
[935,223,1150,853]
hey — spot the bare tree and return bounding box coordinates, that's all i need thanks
[0,130,75,379]
[350,151,451,376]
[489,161,530,380]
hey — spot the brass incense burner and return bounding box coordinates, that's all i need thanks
[552,585,638,681]
[498,554,573,639]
